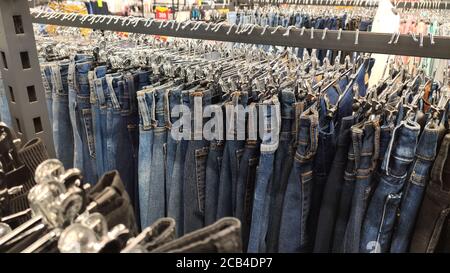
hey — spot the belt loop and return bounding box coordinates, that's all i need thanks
[137,91,151,129]
[106,75,121,110]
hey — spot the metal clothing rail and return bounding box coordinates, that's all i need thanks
[244,0,450,9]
[31,12,450,59]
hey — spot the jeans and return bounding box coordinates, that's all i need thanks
[0,72,11,127]
[410,133,450,253]
[151,217,242,253]
[74,61,97,184]
[217,92,249,219]
[235,139,260,251]
[278,106,318,253]
[205,140,225,226]
[342,118,380,253]
[247,96,281,253]
[43,66,54,126]
[390,123,445,253]
[309,119,337,245]
[137,82,173,229]
[183,88,213,234]
[360,119,420,253]
[266,90,297,252]
[314,115,356,252]
[167,84,191,237]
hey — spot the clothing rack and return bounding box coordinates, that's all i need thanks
[241,0,450,9]
[0,2,449,158]
[31,12,450,59]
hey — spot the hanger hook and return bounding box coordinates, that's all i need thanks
[321,28,328,40]
[271,25,282,35]
[283,26,296,36]
[226,24,236,35]
[337,28,342,40]
[248,24,257,35]
[354,29,360,45]
[409,31,418,42]
[300,26,306,36]
[429,33,435,45]
[419,32,424,47]
[261,25,269,35]
[310,27,315,39]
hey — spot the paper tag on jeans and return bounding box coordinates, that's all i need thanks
[97,0,103,8]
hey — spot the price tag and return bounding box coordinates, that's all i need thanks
[97,0,103,8]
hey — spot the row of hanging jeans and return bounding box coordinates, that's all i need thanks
[40,54,144,228]
[38,42,450,253]
[133,52,375,253]
[227,9,372,64]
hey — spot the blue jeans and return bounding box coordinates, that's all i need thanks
[217,92,249,219]
[74,61,97,184]
[313,115,356,253]
[205,140,225,226]
[266,89,296,252]
[278,106,319,253]
[360,119,420,253]
[183,88,214,234]
[43,66,54,126]
[247,96,281,253]
[0,72,11,126]
[390,124,445,252]
[342,119,380,253]
[51,61,74,169]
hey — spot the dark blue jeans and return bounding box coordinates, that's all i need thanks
[313,115,356,253]
[360,119,420,253]
[278,107,319,253]
[390,124,445,252]
[342,119,380,253]
[410,134,450,252]
[235,139,260,251]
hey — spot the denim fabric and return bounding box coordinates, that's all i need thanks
[314,115,356,252]
[43,66,54,126]
[342,119,380,253]
[137,82,173,229]
[390,124,444,253]
[217,92,249,219]
[332,142,356,253]
[205,140,225,226]
[68,54,93,179]
[247,96,281,253]
[152,217,242,253]
[360,119,420,253]
[137,86,156,229]
[90,66,108,178]
[183,88,213,234]
[337,62,367,121]
[235,139,260,251]
[266,89,296,252]
[165,83,184,208]
[50,61,74,169]
[278,106,319,253]
[167,85,191,237]
[309,118,337,244]
[0,72,11,127]
[74,61,97,184]
[410,134,450,253]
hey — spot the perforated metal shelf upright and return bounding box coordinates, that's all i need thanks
[0,0,55,156]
